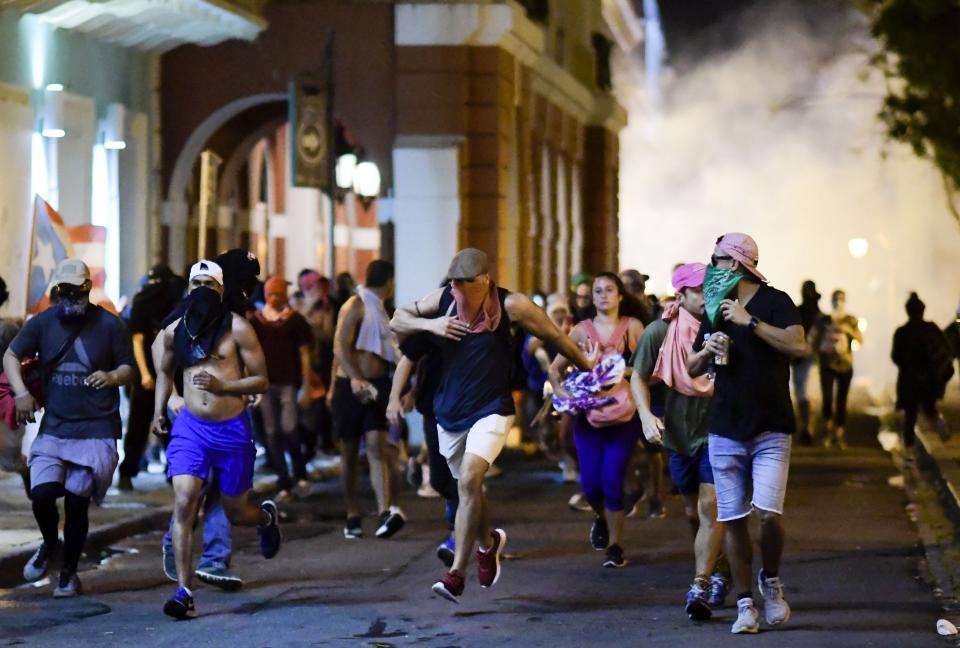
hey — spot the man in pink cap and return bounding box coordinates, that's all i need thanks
[632,262,729,621]
[687,234,806,634]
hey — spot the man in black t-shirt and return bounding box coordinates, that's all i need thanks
[687,233,806,634]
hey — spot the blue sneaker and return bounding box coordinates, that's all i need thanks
[163,587,197,620]
[685,583,712,621]
[707,573,730,608]
[258,500,282,559]
[436,535,455,567]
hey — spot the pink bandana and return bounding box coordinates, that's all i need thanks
[652,301,713,398]
[451,282,502,333]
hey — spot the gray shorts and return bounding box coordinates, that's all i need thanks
[29,434,118,503]
[708,431,791,522]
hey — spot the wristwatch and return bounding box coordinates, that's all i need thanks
[749,316,760,330]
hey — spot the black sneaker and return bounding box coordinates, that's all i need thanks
[590,515,609,551]
[52,569,82,598]
[647,498,666,519]
[257,500,282,559]
[163,586,197,620]
[23,539,60,582]
[195,566,243,591]
[344,516,363,539]
[116,475,134,491]
[162,545,177,582]
[436,535,455,567]
[602,544,627,568]
[375,510,406,539]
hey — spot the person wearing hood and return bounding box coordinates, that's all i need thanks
[4,259,134,598]
[687,233,806,634]
[151,260,280,620]
[892,292,954,449]
[118,264,179,490]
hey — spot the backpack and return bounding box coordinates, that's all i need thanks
[437,286,528,391]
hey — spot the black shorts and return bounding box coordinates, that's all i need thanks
[331,376,390,440]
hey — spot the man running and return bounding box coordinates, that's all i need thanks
[5,259,133,597]
[391,248,593,603]
[151,260,281,619]
[332,260,404,539]
[633,263,728,620]
[687,234,805,634]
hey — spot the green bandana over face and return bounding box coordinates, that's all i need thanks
[704,265,746,326]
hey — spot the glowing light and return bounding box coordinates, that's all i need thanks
[103,141,126,150]
[848,238,869,259]
[353,161,381,198]
[45,83,63,92]
[41,128,65,139]
[336,153,357,190]
[857,317,868,332]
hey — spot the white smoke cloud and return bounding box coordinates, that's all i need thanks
[615,2,960,393]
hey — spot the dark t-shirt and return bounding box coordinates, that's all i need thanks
[9,306,134,439]
[128,286,177,379]
[693,284,801,441]
[399,332,441,417]
[250,311,313,387]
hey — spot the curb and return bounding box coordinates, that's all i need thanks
[0,463,340,590]
[0,507,172,590]
[913,428,960,539]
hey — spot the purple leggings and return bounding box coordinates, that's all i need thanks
[573,414,642,512]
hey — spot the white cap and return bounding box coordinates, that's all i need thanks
[188,260,223,286]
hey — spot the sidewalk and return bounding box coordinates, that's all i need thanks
[0,453,340,589]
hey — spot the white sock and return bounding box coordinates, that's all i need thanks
[389,505,405,517]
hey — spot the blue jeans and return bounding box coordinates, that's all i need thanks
[708,432,791,522]
[162,472,232,569]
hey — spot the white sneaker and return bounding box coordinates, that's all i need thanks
[731,597,760,634]
[758,570,791,626]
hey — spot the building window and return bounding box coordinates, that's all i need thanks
[592,33,613,91]
[518,0,549,23]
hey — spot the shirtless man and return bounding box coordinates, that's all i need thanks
[151,260,281,620]
[391,248,594,603]
[332,260,404,539]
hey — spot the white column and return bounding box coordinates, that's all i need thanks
[392,145,461,307]
[555,154,569,291]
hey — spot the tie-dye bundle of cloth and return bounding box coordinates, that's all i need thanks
[552,354,626,414]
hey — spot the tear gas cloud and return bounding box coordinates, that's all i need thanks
[615,1,960,393]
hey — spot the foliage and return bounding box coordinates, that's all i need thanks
[863,0,960,224]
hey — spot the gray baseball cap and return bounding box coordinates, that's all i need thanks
[447,248,489,280]
[52,259,91,287]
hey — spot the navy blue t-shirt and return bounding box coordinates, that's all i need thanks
[10,306,134,439]
[693,284,801,441]
[432,288,515,432]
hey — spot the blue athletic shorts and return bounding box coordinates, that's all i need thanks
[667,445,714,496]
[166,408,256,497]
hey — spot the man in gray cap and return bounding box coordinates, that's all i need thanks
[3,259,134,597]
[392,248,593,603]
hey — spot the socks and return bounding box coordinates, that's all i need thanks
[63,493,91,572]
[31,496,60,547]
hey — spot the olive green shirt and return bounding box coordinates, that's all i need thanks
[633,318,712,457]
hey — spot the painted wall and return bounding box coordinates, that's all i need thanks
[0,9,155,312]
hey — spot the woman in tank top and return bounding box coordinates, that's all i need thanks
[549,272,644,568]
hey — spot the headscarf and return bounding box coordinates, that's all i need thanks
[173,286,232,368]
[652,301,713,398]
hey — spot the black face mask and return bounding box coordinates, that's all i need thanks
[173,286,230,368]
[55,289,91,322]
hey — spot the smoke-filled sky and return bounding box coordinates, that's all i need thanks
[615,0,960,393]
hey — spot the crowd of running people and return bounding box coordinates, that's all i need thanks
[1,231,957,634]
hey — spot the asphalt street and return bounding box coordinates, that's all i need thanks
[0,412,952,647]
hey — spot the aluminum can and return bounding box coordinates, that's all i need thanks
[713,334,731,366]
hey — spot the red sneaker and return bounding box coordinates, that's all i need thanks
[432,569,465,603]
[477,528,507,588]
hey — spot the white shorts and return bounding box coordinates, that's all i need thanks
[438,414,514,479]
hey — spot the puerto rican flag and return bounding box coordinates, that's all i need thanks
[28,197,116,314]
[27,196,73,312]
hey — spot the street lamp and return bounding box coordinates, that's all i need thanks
[336,153,357,191]
[352,160,380,204]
